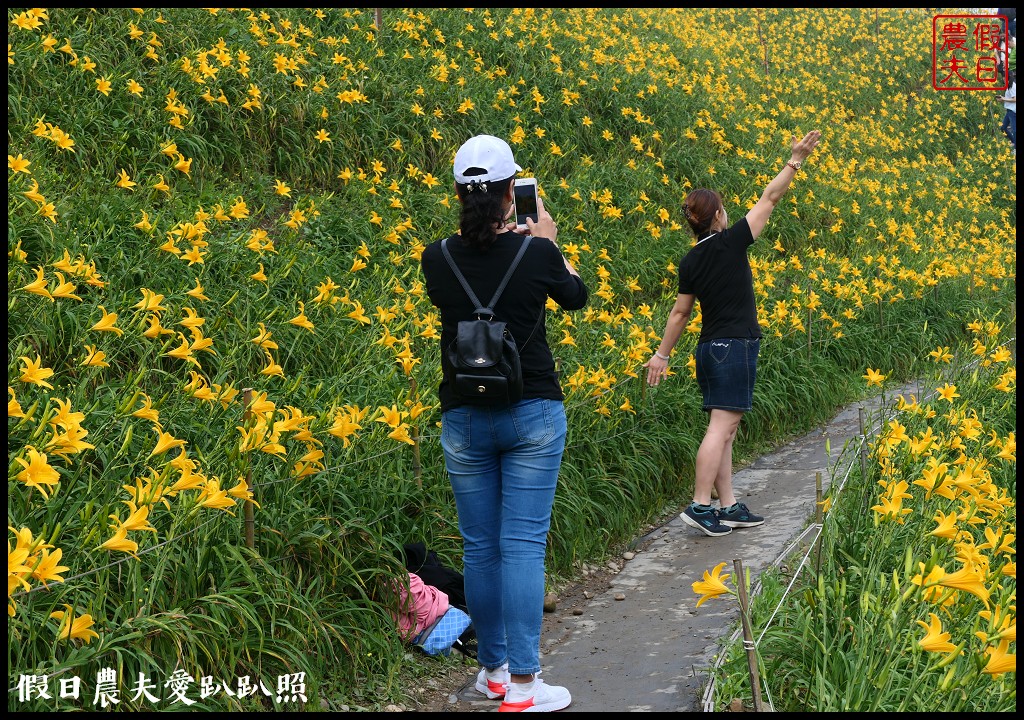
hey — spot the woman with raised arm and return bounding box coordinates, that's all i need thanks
[645,130,822,537]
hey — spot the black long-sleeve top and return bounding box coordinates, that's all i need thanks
[421,231,589,412]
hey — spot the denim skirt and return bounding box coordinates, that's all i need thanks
[694,338,760,412]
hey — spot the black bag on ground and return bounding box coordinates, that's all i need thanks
[441,236,537,407]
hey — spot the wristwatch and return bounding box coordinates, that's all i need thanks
[786,160,802,171]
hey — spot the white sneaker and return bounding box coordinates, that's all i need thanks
[475,663,509,699]
[498,675,571,712]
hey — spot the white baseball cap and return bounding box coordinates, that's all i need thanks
[453,135,522,184]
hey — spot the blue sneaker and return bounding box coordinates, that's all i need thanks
[718,502,764,528]
[681,505,732,536]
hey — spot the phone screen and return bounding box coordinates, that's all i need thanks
[514,183,539,226]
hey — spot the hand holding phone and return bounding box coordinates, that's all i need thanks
[513,178,539,231]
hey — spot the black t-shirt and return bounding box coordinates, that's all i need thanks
[421,231,589,412]
[677,217,761,343]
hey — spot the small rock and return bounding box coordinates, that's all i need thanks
[320,699,330,710]
[729,698,746,712]
[572,608,584,615]
[607,561,619,572]
[543,592,558,613]
[623,551,635,561]
[384,704,404,712]
[614,593,626,601]
[583,590,592,599]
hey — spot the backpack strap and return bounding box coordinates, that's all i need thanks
[441,235,532,317]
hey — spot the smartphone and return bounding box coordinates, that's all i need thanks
[513,178,539,231]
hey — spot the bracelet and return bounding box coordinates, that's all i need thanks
[786,160,802,171]
[654,351,670,361]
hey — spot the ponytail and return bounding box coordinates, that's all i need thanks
[455,175,512,251]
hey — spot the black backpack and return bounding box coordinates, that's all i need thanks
[441,235,540,406]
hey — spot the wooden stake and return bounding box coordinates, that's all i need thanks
[408,376,422,489]
[859,406,871,510]
[757,15,770,76]
[807,305,813,361]
[242,387,255,550]
[733,558,764,712]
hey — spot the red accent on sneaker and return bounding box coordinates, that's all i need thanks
[498,696,535,712]
[487,678,507,697]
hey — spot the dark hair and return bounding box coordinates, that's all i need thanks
[683,188,722,238]
[455,169,513,250]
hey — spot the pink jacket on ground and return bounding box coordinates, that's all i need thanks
[394,571,450,641]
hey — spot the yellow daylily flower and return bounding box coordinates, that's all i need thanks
[19,354,54,389]
[21,266,53,300]
[22,179,45,204]
[110,501,156,534]
[289,302,315,332]
[937,564,990,605]
[134,288,166,314]
[260,353,284,378]
[115,169,137,189]
[8,153,31,173]
[197,478,236,511]
[50,605,99,644]
[8,387,25,418]
[186,278,209,301]
[935,383,960,403]
[99,526,138,554]
[693,562,733,608]
[31,546,69,585]
[916,612,959,654]
[15,446,61,499]
[163,333,199,366]
[152,174,170,193]
[131,393,160,424]
[49,272,82,301]
[81,345,109,368]
[862,367,886,387]
[150,428,187,457]
[982,637,1016,676]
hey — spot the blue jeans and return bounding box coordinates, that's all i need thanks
[1001,109,1016,149]
[440,397,567,676]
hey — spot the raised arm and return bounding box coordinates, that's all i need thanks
[745,130,821,239]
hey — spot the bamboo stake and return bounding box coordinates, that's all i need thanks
[374,8,383,31]
[733,558,764,712]
[813,471,823,577]
[242,387,255,550]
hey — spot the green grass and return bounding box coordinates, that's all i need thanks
[7,7,1015,711]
